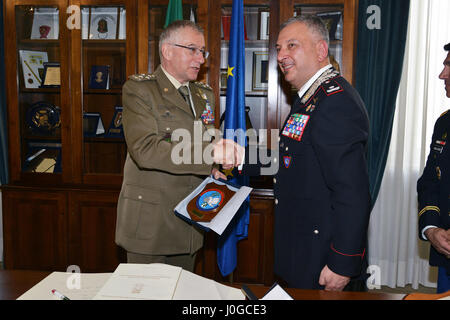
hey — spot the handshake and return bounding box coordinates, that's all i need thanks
[213,139,245,170]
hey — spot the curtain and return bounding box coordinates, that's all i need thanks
[355,0,410,205]
[369,0,450,289]
[0,0,7,184]
[0,0,7,263]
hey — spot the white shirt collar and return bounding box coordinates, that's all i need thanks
[297,64,332,99]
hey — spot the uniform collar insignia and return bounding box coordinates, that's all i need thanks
[301,68,340,105]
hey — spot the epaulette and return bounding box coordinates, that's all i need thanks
[322,79,343,96]
[301,68,340,104]
[194,81,212,91]
[439,110,450,118]
[128,73,156,81]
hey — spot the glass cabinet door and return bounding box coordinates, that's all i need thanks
[80,5,127,175]
[15,5,63,175]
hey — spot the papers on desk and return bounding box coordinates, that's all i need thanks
[17,272,111,300]
[17,263,245,300]
[260,283,294,300]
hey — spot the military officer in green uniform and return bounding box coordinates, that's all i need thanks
[115,20,225,271]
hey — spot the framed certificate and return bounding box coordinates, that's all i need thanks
[40,62,60,88]
[19,50,48,88]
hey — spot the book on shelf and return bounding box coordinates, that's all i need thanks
[221,15,248,40]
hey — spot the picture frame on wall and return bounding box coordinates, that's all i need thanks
[252,51,269,92]
[258,10,269,40]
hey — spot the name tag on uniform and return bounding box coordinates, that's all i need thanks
[282,114,309,141]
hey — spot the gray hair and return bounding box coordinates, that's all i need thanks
[280,14,330,46]
[159,20,204,59]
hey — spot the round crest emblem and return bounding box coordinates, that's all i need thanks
[196,189,224,211]
[26,101,61,134]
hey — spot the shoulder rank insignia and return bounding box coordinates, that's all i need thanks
[322,80,343,96]
[195,81,212,90]
[128,73,156,81]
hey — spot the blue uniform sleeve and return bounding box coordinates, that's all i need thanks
[417,118,443,240]
[310,91,371,278]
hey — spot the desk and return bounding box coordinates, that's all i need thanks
[0,270,406,300]
[244,285,405,300]
[0,270,51,300]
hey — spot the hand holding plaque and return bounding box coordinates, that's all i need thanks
[213,139,245,168]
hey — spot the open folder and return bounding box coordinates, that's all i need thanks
[18,263,245,300]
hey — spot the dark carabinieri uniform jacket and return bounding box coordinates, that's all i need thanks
[417,110,450,273]
[273,68,371,289]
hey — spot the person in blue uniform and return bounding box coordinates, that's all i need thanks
[214,15,371,291]
[417,43,450,294]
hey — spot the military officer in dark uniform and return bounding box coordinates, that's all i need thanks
[116,20,225,272]
[215,15,371,291]
[417,43,450,294]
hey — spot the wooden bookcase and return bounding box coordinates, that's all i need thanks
[2,0,357,285]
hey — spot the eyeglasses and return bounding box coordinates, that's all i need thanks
[171,44,210,59]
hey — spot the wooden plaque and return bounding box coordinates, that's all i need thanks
[187,182,235,222]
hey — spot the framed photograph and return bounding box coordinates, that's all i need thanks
[252,51,269,92]
[220,69,228,90]
[40,62,60,88]
[88,65,110,89]
[30,7,59,40]
[258,10,269,40]
[89,7,118,40]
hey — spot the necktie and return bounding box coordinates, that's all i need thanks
[178,85,195,117]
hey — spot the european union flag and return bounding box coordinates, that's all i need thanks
[217,0,250,277]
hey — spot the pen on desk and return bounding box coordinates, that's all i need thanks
[51,289,70,300]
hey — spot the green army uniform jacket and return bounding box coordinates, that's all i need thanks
[116,65,216,255]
